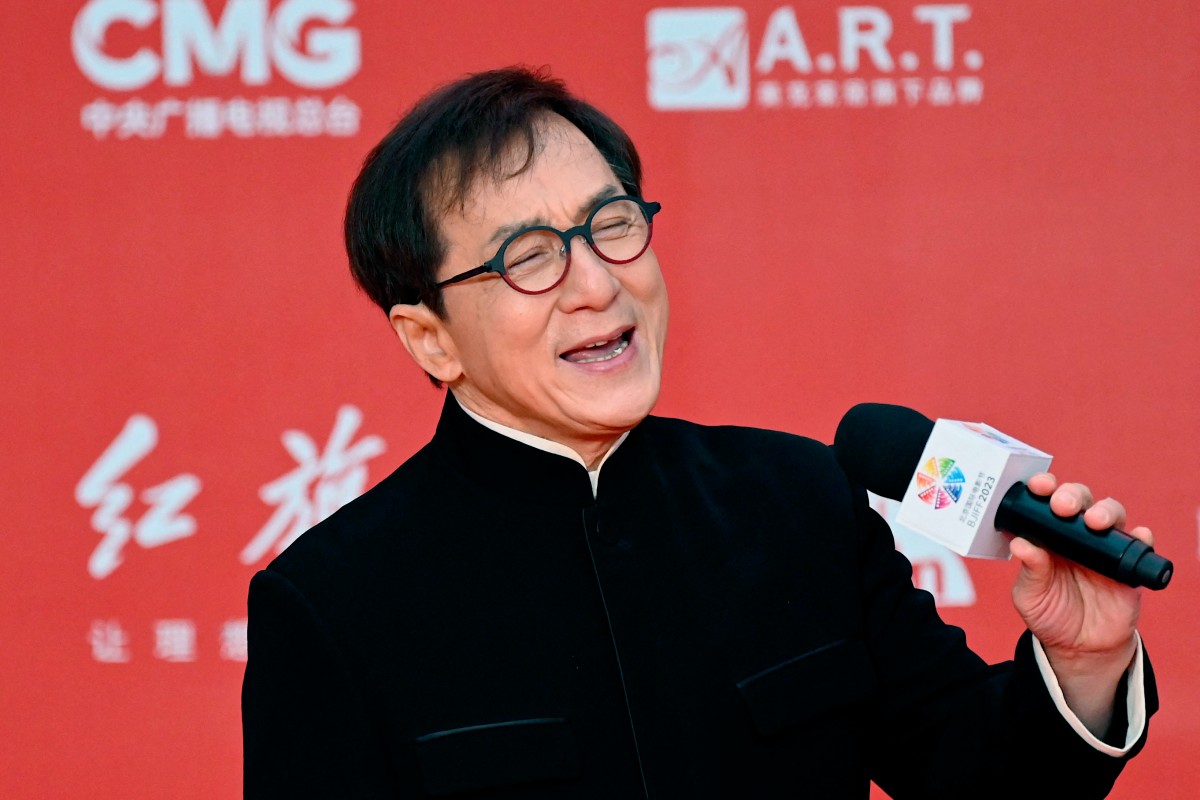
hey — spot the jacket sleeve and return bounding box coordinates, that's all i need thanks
[242,568,398,799]
[848,486,1158,800]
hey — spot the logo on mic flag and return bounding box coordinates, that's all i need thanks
[915,457,965,509]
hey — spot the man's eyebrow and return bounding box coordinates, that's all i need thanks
[577,184,621,219]
[481,184,622,251]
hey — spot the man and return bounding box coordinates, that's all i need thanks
[242,66,1156,798]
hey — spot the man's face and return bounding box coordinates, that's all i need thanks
[416,114,669,456]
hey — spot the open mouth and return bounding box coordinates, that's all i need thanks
[560,328,634,364]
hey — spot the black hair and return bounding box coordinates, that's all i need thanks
[344,65,643,319]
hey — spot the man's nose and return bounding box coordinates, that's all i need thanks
[559,234,621,307]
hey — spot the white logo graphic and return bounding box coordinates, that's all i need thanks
[240,404,386,564]
[72,0,360,90]
[647,4,983,111]
[647,7,750,110]
[76,414,202,579]
[72,0,362,140]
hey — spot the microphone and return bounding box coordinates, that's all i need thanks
[834,403,1172,591]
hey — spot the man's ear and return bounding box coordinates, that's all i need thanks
[389,302,463,384]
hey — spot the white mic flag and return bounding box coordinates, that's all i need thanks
[897,419,1052,560]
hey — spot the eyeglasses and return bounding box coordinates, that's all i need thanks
[434,195,662,296]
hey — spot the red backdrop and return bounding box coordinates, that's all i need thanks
[3,2,1197,797]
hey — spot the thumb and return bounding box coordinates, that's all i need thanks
[1010,536,1054,586]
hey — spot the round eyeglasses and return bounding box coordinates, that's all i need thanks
[435,195,662,296]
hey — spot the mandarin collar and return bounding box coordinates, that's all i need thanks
[431,392,605,509]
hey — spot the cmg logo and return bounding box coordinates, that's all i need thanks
[72,0,361,91]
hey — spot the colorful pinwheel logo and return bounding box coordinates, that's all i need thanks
[915,457,966,509]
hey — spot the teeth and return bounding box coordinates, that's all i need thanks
[586,339,612,348]
[574,337,629,363]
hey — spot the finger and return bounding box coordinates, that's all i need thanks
[1126,524,1154,548]
[1082,496,1128,531]
[1025,472,1057,496]
[1048,482,1094,517]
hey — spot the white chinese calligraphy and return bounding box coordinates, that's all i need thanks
[76,414,201,579]
[153,619,197,662]
[86,619,253,663]
[88,619,132,663]
[241,405,385,564]
[220,619,249,662]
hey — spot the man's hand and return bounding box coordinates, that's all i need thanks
[1009,472,1147,737]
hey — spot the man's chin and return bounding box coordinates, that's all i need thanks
[575,390,660,434]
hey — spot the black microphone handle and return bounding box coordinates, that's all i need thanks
[995,483,1173,591]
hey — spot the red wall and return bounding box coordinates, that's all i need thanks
[3,2,1196,797]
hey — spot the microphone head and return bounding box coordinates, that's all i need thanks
[833,403,934,500]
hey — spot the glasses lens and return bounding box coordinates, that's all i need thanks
[497,198,653,294]
[589,198,652,264]
[501,229,567,292]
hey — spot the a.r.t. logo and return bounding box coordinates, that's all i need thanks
[646,7,751,110]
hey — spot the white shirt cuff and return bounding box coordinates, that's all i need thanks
[1031,632,1146,755]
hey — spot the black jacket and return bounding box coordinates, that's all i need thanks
[242,394,1154,798]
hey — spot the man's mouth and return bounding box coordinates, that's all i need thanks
[560,329,634,364]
